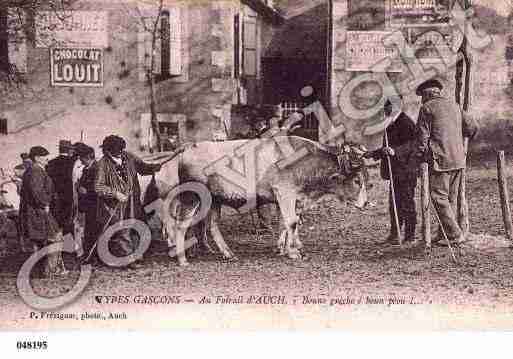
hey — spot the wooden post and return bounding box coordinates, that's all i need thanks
[421,162,431,247]
[497,151,513,240]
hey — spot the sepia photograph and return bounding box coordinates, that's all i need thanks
[1,0,513,341]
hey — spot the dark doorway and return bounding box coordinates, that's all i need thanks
[262,58,327,105]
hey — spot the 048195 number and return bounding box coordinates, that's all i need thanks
[17,341,48,350]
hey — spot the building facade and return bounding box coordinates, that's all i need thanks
[0,0,281,171]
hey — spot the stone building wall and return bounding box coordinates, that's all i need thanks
[0,0,278,173]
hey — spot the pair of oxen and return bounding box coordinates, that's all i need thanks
[145,135,370,267]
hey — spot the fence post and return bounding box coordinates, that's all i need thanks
[497,151,513,240]
[421,162,431,247]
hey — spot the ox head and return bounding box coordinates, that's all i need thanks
[324,142,371,210]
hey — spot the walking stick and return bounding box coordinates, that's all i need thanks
[384,128,402,246]
[429,195,458,264]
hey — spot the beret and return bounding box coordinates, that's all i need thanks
[416,79,443,96]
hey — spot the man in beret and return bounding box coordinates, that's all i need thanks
[412,78,478,246]
[95,135,161,259]
[365,98,418,243]
[19,146,66,276]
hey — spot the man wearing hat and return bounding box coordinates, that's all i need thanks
[19,146,66,276]
[74,144,99,261]
[46,140,77,236]
[95,135,161,258]
[365,98,418,243]
[412,78,478,245]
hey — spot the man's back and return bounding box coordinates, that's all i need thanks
[418,95,466,171]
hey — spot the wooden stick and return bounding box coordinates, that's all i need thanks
[420,162,431,247]
[459,138,470,236]
[497,151,513,240]
[384,129,402,246]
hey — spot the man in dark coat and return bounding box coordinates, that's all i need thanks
[365,99,418,243]
[75,144,98,260]
[46,140,76,236]
[413,79,478,246]
[94,135,161,258]
[19,146,66,277]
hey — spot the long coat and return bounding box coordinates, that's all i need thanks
[78,161,99,248]
[379,112,417,180]
[94,152,158,232]
[46,155,76,233]
[416,94,478,172]
[19,164,60,245]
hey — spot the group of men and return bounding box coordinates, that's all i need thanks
[17,135,161,277]
[367,78,479,246]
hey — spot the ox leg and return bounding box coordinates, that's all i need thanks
[208,206,236,261]
[193,219,215,254]
[166,200,197,267]
[274,189,302,260]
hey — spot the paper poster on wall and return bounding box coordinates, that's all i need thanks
[410,28,456,64]
[36,11,108,48]
[346,31,402,72]
[50,48,103,87]
[388,0,451,27]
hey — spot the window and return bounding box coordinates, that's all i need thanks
[138,8,181,81]
[0,118,7,135]
[0,8,27,74]
[0,9,8,73]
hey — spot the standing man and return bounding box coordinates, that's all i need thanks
[75,144,98,261]
[365,99,418,243]
[19,146,66,277]
[413,79,478,246]
[95,135,161,258]
[46,140,76,236]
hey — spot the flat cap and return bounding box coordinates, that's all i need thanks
[29,146,50,158]
[416,79,443,96]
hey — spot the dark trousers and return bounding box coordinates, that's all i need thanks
[430,169,464,240]
[389,175,417,238]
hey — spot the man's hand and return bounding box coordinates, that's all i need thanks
[78,187,87,195]
[115,191,129,203]
[382,147,395,157]
[44,206,50,214]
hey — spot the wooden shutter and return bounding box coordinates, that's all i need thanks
[169,7,181,76]
[242,7,258,76]
[234,14,240,78]
[138,16,161,81]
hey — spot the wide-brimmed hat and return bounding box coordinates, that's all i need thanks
[29,146,50,158]
[415,79,443,96]
[101,135,126,153]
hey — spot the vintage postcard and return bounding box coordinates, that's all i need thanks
[1,0,513,339]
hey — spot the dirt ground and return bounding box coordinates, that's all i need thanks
[2,152,513,330]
